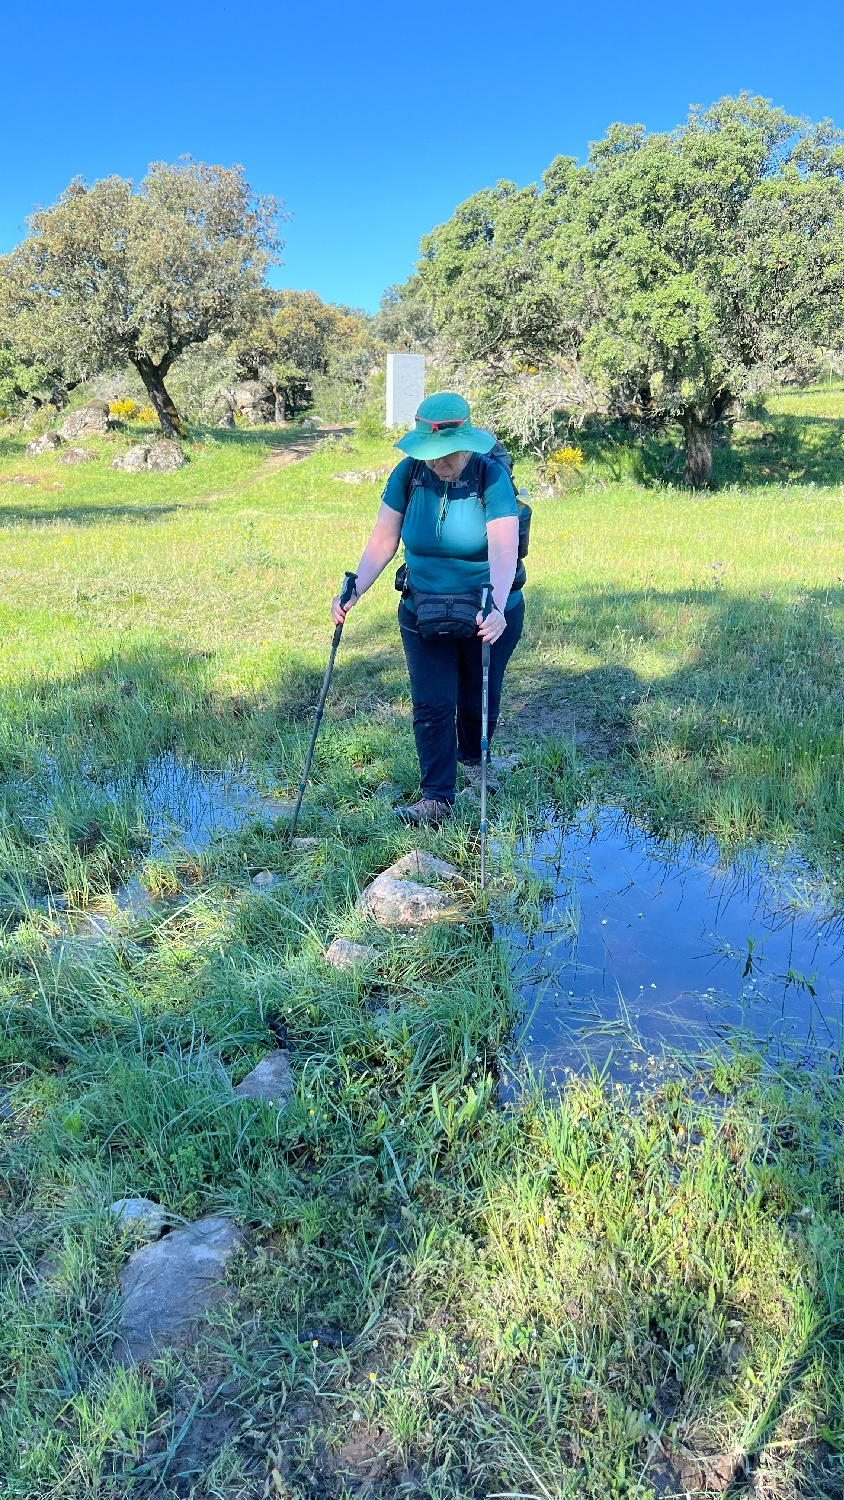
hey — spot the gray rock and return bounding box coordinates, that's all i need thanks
[325,937,378,970]
[115,1214,243,1364]
[59,401,112,440]
[332,469,390,484]
[360,874,458,927]
[58,446,96,465]
[111,444,151,473]
[229,381,274,425]
[292,836,320,851]
[491,752,522,773]
[381,850,464,886]
[234,1051,294,1105]
[216,409,236,429]
[146,439,186,472]
[26,431,63,457]
[251,869,281,888]
[110,1197,168,1239]
[111,440,185,473]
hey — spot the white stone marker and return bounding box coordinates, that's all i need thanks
[386,352,425,429]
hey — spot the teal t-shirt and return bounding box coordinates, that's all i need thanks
[382,455,522,611]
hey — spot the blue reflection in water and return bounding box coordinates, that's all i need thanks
[504,808,844,1084]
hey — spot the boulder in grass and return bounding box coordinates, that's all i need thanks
[111,439,185,473]
[325,937,378,970]
[110,1197,168,1240]
[58,401,112,440]
[26,432,63,457]
[146,438,186,472]
[228,381,275,425]
[111,444,151,472]
[58,446,96,465]
[115,1214,243,1364]
[360,874,459,927]
[380,850,465,886]
[233,1051,294,1106]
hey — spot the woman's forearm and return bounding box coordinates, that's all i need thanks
[355,532,400,595]
[486,516,519,614]
[488,544,518,613]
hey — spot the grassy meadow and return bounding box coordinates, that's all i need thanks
[0,393,843,1498]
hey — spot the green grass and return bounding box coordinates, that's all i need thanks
[0,399,843,1497]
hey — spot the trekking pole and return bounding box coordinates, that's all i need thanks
[288,571,358,839]
[479,588,492,891]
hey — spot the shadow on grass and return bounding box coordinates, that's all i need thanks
[0,501,193,528]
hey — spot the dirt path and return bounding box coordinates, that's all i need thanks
[252,425,354,481]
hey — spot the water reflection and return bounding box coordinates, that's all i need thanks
[505,808,844,1085]
[103,753,294,855]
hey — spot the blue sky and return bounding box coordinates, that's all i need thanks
[1,0,842,312]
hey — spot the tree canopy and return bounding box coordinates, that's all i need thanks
[416,95,844,485]
[0,160,280,436]
[230,290,383,419]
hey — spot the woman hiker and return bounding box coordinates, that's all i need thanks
[330,391,524,825]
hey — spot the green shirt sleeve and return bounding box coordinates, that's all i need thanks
[381,457,414,513]
[480,460,519,520]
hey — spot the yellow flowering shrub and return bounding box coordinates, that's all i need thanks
[137,404,157,424]
[545,445,584,485]
[109,398,137,420]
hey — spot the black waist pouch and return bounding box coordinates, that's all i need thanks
[413,590,482,639]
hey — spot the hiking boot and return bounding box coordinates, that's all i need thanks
[395,797,452,826]
[460,763,501,794]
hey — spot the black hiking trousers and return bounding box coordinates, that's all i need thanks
[398,597,524,804]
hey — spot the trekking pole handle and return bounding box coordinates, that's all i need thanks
[339,571,358,609]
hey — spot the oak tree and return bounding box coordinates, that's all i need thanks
[2,160,280,436]
[417,96,844,486]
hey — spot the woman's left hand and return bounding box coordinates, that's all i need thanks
[477,606,507,644]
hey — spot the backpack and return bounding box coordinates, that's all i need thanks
[401,435,532,591]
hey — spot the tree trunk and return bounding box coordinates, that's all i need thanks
[680,411,714,489]
[132,355,185,438]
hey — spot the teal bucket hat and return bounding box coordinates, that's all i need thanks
[394,392,496,460]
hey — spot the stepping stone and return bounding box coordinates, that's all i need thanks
[115,1215,243,1364]
[110,1197,168,1239]
[360,874,459,927]
[491,752,521,772]
[325,937,378,970]
[233,1051,294,1105]
[381,850,464,885]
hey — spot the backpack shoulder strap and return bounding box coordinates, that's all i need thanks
[404,458,425,502]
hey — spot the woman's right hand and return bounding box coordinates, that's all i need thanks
[331,591,357,625]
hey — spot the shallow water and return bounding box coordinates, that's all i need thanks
[505,808,844,1087]
[104,753,293,856]
[41,756,292,943]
